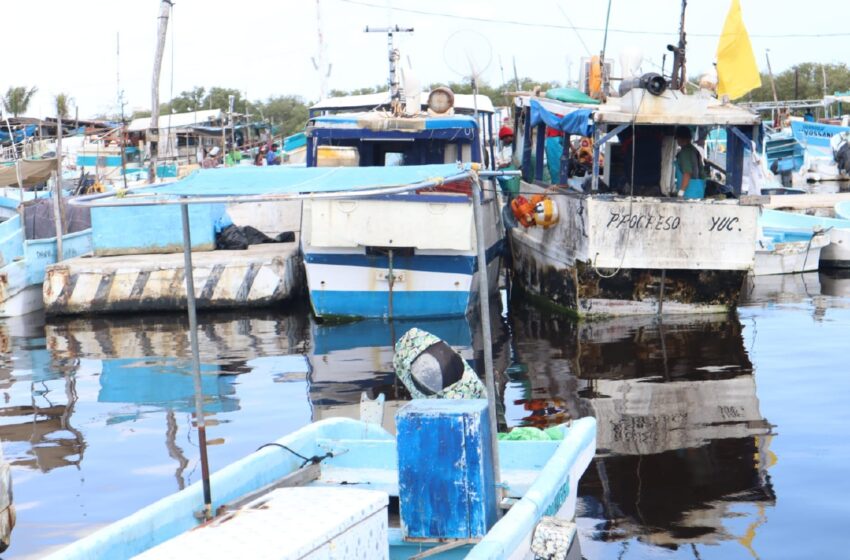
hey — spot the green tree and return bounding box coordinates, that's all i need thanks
[165,86,206,113]
[2,86,38,117]
[55,93,73,119]
[748,62,850,102]
[259,95,310,136]
[204,87,244,113]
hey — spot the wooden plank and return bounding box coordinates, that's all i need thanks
[764,192,850,210]
[219,463,320,513]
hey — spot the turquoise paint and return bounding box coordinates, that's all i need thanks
[46,415,597,560]
[24,229,92,284]
[76,155,124,167]
[91,203,226,255]
[397,399,498,540]
[0,214,24,266]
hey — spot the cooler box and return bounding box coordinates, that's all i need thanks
[396,399,498,540]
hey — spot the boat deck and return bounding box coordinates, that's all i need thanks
[42,240,303,315]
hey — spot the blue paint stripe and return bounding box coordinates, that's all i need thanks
[310,290,470,318]
[304,239,504,274]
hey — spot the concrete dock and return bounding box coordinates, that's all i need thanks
[43,241,302,315]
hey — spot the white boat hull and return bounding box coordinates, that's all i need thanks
[754,232,830,276]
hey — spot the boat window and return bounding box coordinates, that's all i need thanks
[384,152,404,166]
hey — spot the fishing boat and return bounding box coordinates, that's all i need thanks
[507,90,760,317]
[0,198,92,317]
[301,89,502,320]
[759,209,850,268]
[790,119,850,182]
[46,399,595,560]
[754,226,830,276]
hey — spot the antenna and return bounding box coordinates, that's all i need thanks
[365,25,414,114]
[667,0,688,91]
[313,0,332,99]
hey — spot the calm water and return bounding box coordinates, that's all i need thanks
[2,271,850,559]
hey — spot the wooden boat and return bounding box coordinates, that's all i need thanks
[46,404,597,559]
[759,209,850,268]
[0,203,92,317]
[754,226,830,276]
[507,90,760,317]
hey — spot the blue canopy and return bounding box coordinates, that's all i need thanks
[529,99,594,137]
[154,163,469,197]
[0,124,37,143]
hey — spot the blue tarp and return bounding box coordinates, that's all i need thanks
[0,124,37,143]
[154,163,469,197]
[529,99,594,137]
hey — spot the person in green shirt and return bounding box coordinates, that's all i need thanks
[224,143,243,167]
[674,126,705,198]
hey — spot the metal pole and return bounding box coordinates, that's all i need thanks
[181,202,213,520]
[53,113,64,259]
[471,174,502,503]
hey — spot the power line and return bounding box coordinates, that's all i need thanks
[336,0,850,39]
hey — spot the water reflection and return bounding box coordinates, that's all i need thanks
[308,305,511,432]
[0,314,85,473]
[508,304,775,553]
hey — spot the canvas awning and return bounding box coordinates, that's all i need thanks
[0,159,57,188]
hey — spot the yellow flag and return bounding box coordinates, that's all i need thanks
[716,0,762,99]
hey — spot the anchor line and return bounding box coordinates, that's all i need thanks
[256,442,333,468]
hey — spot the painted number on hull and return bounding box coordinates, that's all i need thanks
[376,271,405,283]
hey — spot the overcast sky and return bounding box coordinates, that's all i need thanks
[3,0,848,119]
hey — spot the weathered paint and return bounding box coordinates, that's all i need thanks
[754,230,830,275]
[397,399,497,540]
[508,182,758,317]
[42,243,303,315]
[91,203,225,256]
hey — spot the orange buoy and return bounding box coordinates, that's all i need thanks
[510,196,536,227]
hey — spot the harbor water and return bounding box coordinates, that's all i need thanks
[2,271,849,559]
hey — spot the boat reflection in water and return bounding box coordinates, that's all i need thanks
[0,313,85,474]
[508,305,776,555]
[307,303,510,433]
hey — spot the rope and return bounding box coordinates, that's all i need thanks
[256,442,333,468]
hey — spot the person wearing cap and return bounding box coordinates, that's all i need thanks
[497,125,514,169]
[674,126,706,198]
[266,143,282,166]
[393,328,485,399]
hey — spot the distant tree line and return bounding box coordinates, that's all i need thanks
[11,63,847,135]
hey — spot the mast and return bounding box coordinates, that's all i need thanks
[148,0,173,184]
[118,32,128,191]
[669,0,688,92]
[313,0,331,100]
[365,25,413,115]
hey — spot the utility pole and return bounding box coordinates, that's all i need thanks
[53,105,64,261]
[365,25,413,115]
[312,0,332,100]
[669,0,688,91]
[118,32,128,191]
[148,0,173,184]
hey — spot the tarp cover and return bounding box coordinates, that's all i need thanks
[529,99,594,137]
[154,163,469,197]
[545,87,600,105]
[0,159,57,187]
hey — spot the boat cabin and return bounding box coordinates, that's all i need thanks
[514,90,762,198]
[306,90,498,170]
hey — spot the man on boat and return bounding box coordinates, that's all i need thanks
[497,126,514,168]
[266,143,282,166]
[674,126,706,198]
